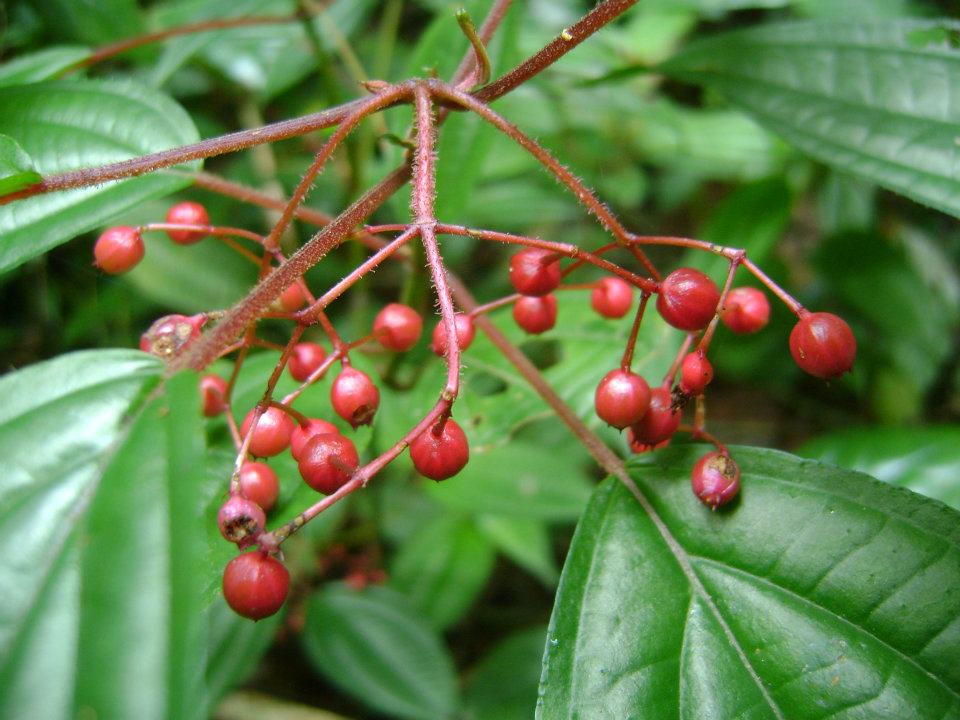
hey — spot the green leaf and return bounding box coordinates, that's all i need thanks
[464,626,548,720]
[539,446,960,718]
[34,0,143,46]
[662,20,960,218]
[0,79,200,274]
[476,515,559,586]
[0,134,42,195]
[0,46,90,87]
[302,584,459,720]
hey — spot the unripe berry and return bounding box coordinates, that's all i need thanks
[691,451,741,510]
[199,374,229,417]
[222,551,290,620]
[594,369,651,429]
[513,294,558,335]
[241,407,296,457]
[93,226,144,274]
[789,312,856,379]
[431,314,476,356]
[679,351,714,396]
[298,433,359,494]
[409,418,469,481]
[374,303,423,352]
[631,387,681,445]
[217,495,266,545]
[165,201,209,244]
[290,418,341,461]
[330,367,380,428]
[277,283,307,312]
[591,277,634,319]
[721,287,770,334]
[656,268,721,331]
[140,313,206,358]
[238,462,280,511]
[509,248,562,296]
[288,342,327,383]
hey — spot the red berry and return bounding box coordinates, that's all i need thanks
[288,342,327,383]
[631,387,681,445]
[691,451,741,509]
[218,495,266,545]
[93,226,144,274]
[200,374,229,417]
[431,314,476,356]
[656,268,721,331]
[594,369,651,429]
[409,418,469,481]
[238,462,280,512]
[374,303,423,352]
[679,351,714,396]
[509,248,562,296]
[789,312,856,379]
[513,294,558,335]
[721,287,770,335]
[591,277,634,319]
[241,407,296,457]
[222,551,289,620]
[277,283,307,312]
[140,313,206,358]
[165,201,209,244]
[330,367,380,428]
[298,433,359,494]
[290,418,341,461]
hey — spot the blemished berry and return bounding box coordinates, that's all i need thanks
[217,495,266,545]
[594,369,651,429]
[140,313,206,358]
[93,226,144,274]
[509,248,562,296]
[200,374,229,417]
[409,418,469,481]
[591,277,634,319]
[165,201,209,244]
[288,342,327,383]
[298,433,359,494]
[330,367,380,428]
[222,551,290,620]
[431,314,476,356]
[789,312,856,379]
[513,294,558,335]
[691,451,741,510]
[241,407,296,457]
[721,287,770,335]
[631,387,681,445]
[277,283,307,312]
[679,351,714,396]
[290,418,341,461]
[374,303,423,352]
[238,462,280,511]
[656,268,721,331]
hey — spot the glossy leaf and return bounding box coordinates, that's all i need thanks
[662,20,960,218]
[0,47,90,87]
[0,134,42,195]
[539,446,960,718]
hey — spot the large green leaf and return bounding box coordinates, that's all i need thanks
[0,134,41,195]
[539,446,960,718]
[0,79,199,274]
[662,20,960,218]
[0,46,90,87]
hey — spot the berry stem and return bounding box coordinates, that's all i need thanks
[663,333,696,388]
[620,292,651,371]
[696,254,743,353]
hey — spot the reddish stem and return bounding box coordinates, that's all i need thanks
[620,292,651,371]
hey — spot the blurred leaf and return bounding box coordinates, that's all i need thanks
[0,46,90,87]
[793,0,923,19]
[0,79,199,274]
[0,134,41,195]
[476,515,559,587]
[205,596,282,706]
[302,584,459,720]
[464,625,548,720]
[34,0,143,45]
[817,171,877,236]
[662,20,960,218]
[539,446,960,717]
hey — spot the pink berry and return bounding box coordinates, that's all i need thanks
[222,551,289,620]
[290,418,341,461]
[679,351,714,396]
[691,451,741,509]
[288,342,327,383]
[509,248,562,296]
[238,462,280,512]
[721,287,770,334]
[217,495,266,545]
[374,303,423,352]
[330,367,380,428]
[630,387,681,445]
[513,294,558,335]
[656,268,721,331]
[409,418,469,481]
[298,433,359,494]
[594,369,651,430]
[140,313,206,359]
[789,312,856,379]
[277,284,307,312]
[93,226,144,274]
[200,374,229,417]
[431,314,476,356]
[165,201,209,244]
[241,407,296,457]
[591,277,634,319]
